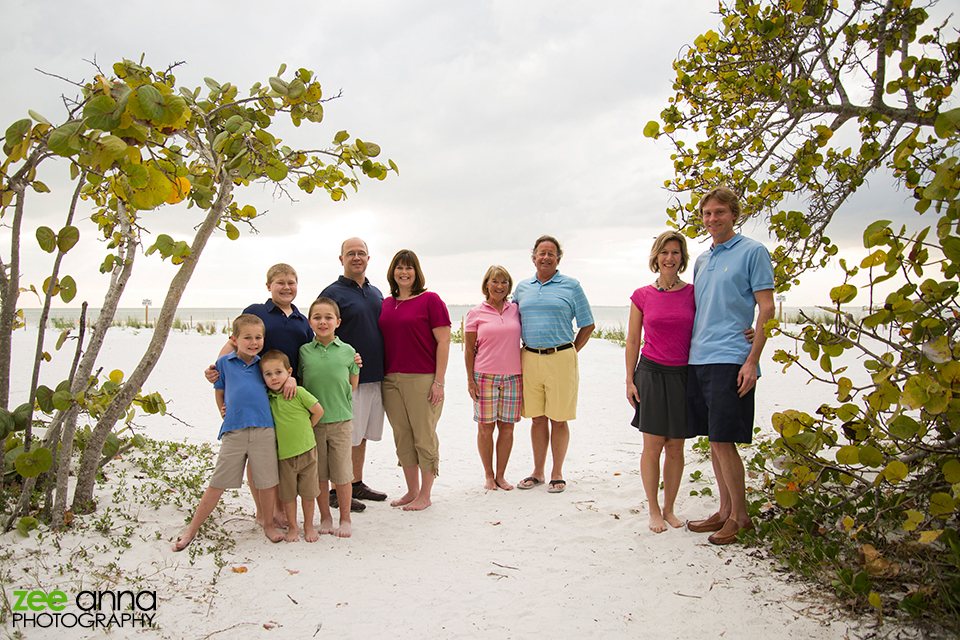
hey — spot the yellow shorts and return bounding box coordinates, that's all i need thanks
[521,347,579,422]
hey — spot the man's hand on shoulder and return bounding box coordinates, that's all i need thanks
[205,365,219,384]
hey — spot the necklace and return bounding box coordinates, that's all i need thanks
[655,278,679,292]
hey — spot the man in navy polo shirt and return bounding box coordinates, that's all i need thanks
[320,237,388,506]
[685,187,775,545]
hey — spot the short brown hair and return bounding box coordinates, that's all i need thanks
[648,231,690,273]
[309,297,341,319]
[698,186,742,221]
[386,250,427,298]
[232,313,264,337]
[481,265,513,299]
[259,349,290,370]
[266,263,297,285]
[532,235,563,260]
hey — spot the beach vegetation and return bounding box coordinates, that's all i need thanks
[0,57,395,533]
[649,0,960,631]
[592,323,627,347]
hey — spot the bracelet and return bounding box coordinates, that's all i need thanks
[434,380,445,387]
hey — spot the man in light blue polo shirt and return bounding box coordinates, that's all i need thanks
[685,187,775,545]
[514,235,595,494]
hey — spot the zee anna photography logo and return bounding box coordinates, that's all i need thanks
[12,588,156,630]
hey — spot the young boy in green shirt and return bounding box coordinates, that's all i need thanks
[299,298,360,538]
[260,350,325,543]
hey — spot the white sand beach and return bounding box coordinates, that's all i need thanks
[3,326,853,639]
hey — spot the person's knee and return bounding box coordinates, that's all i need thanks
[497,421,514,434]
[478,423,495,437]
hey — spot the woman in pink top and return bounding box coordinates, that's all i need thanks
[626,231,753,534]
[625,231,695,534]
[379,250,451,511]
[464,266,522,491]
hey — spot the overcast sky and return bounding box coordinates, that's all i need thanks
[2,0,943,311]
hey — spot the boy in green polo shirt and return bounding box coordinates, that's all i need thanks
[300,297,360,538]
[260,350,325,543]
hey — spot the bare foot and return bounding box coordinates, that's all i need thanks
[649,514,668,533]
[284,528,299,543]
[319,517,335,535]
[304,524,319,543]
[484,477,498,491]
[496,477,514,491]
[390,492,417,507]
[664,513,684,528]
[172,532,194,552]
[335,521,352,538]
[274,511,289,528]
[263,524,284,543]
[402,497,432,511]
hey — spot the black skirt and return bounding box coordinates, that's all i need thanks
[631,356,689,439]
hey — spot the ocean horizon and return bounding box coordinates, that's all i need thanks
[22,303,857,333]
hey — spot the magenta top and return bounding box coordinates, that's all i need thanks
[630,284,695,366]
[379,291,451,375]
[465,300,522,375]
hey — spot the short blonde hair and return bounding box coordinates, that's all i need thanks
[232,313,264,337]
[481,265,513,299]
[266,263,297,285]
[309,297,341,319]
[698,186,742,221]
[260,349,290,370]
[648,231,690,273]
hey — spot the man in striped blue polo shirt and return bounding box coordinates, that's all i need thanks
[514,235,595,494]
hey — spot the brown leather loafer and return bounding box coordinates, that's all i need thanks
[687,512,725,533]
[352,482,387,502]
[708,518,755,545]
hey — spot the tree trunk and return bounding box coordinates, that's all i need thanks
[0,187,26,409]
[71,182,233,512]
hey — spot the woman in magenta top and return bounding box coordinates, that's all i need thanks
[464,265,522,491]
[625,231,695,534]
[378,249,451,511]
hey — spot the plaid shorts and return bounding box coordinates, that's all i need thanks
[473,373,522,424]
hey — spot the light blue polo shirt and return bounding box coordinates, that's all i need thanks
[514,271,594,348]
[688,234,774,365]
[213,352,274,439]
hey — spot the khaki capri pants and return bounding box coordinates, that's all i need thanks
[382,373,441,476]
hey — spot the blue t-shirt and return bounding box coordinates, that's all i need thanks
[688,234,774,365]
[213,352,274,439]
[514,271,594,348]
[243,299,314,375]
[320,276,385,384]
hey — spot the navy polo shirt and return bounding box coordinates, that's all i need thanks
[320,276,385,384]
[243,299,314,375]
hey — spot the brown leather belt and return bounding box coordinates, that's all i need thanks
[523,343,574,355]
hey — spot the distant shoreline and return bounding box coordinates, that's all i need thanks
[20,304,857,332]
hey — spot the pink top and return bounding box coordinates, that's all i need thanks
[630,284,695,366]
[379,291,451,375]
[465,300,522,375]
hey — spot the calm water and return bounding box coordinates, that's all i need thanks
[23,304,846,332]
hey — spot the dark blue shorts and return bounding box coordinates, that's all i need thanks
[686,364,754,444]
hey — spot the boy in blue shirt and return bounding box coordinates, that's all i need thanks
[174,315,283,550]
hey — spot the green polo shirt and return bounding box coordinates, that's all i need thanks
[298,337,360,423]
[268,386,319,460]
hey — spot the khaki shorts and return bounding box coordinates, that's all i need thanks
[278,447,321,502]
[382,373,441,476]
[520,347,579,422]
[208,427,279,490]
[352,382,385,446]
[314,420,354,485]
